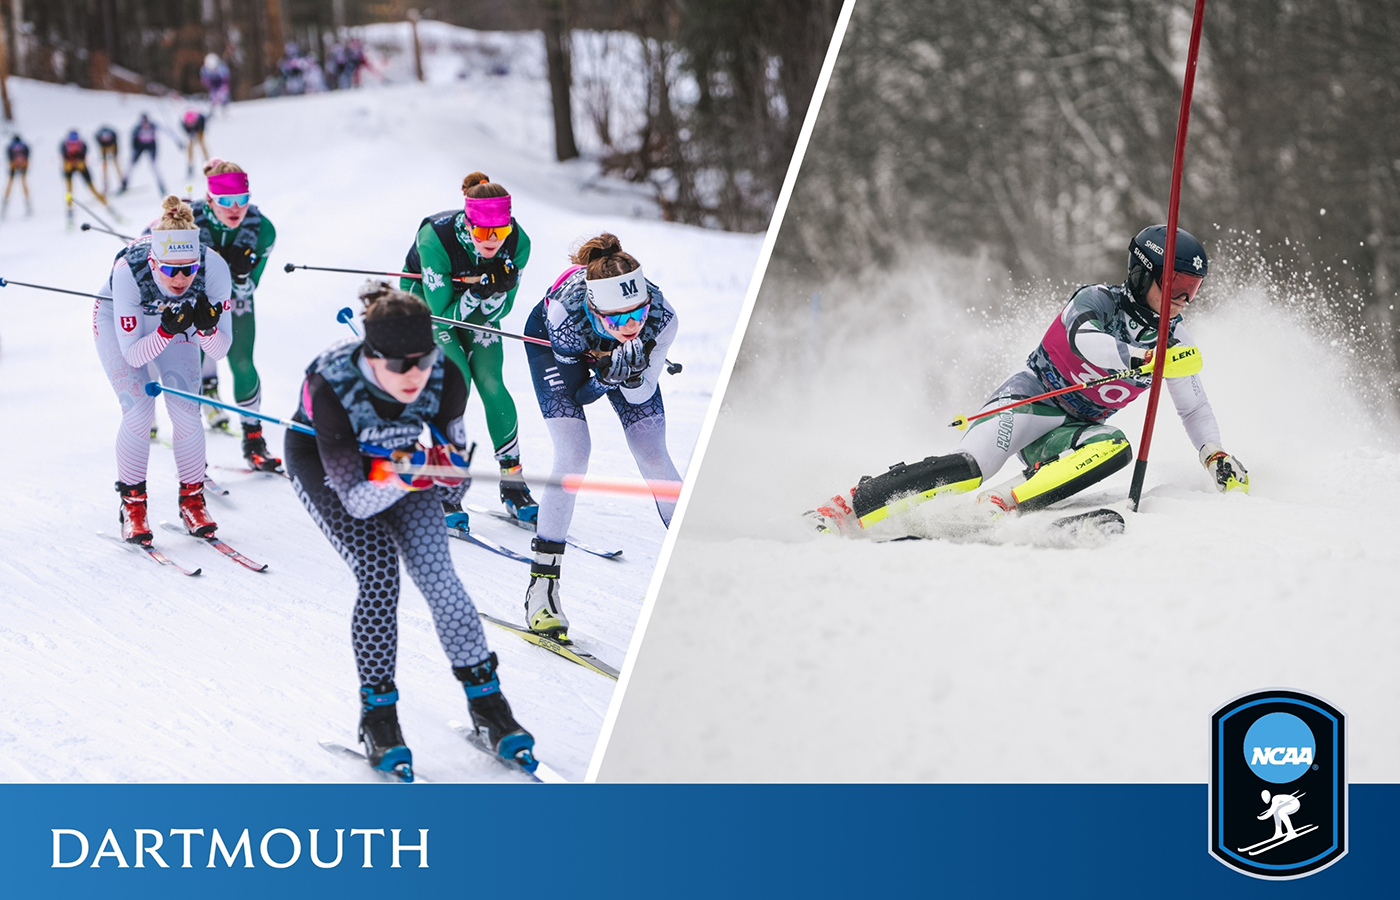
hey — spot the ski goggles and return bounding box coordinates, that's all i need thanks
[155,262,201,278]
[365,345,439,374]
[469,223,512,242]
[590,301,650,331]
[211,192,251,208]
[1163,271,1204,304]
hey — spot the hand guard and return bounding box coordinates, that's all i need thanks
[225,246,259,278]
[158,302,195,338]
[1199,441,1249,493]
[191,293,222,335]
[1131,344,1202,378]
[426,443,472,487]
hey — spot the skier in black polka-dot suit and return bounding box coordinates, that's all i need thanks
[285,282,534,778]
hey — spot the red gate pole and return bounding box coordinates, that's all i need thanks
[1128,0,1209,512]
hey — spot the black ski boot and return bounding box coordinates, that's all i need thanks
[499,461,538,524]
[201,376,231,432]
[241,423,283,473]
[358,680,413,781]
[455,652,536,769]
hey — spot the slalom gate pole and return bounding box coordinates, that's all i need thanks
[142,381,683,499]
[284,262,481,285]
[1128,0,1208,513]
[0,276,103,299]
[80,221,135,242]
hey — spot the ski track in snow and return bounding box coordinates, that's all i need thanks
[0,39,758,784]
[601,265,1400,783]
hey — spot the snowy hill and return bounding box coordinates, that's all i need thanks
[600,247,1400,783]
[0,28,759,784]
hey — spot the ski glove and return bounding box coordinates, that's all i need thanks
[1131,344,1202,378]
[597,338,648,386]
[426,443,472,487]
[469,256,518,299]
[158,302,195,338]
[225,246,259,279]
[191,293,222,335]
[368,455,433,491]
[1199,442,1249,493]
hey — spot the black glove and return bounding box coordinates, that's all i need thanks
[596,338,648,386]
[469,256,518,299]
[192,293,222,335]
[158,302,195,337]
[223,246,259,279]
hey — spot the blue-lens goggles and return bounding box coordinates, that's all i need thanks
[156,262,200,278]
[212,193,250,208]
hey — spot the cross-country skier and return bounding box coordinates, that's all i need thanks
[119,113,168,196]
[2,134,29,218]
[200,54,231,112]
[188,158,280,472]
[181,110,210,177]
[60,130,107,224]
[520,234,681,639]
[814,225,1250,535]
[94,195,232,544]
[401,172,538,524]
[94,125,124,195]
[284,282,534,777]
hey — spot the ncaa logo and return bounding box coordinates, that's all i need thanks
[1210,689,1346,879]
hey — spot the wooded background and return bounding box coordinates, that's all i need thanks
[770,0,1400,365]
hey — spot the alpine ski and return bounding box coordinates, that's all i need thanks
[479,613,620,679]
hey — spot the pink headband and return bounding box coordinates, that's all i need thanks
[465,194,511,228]
[207,171,249,195]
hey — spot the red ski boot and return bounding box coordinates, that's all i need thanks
[117,481,153,544]
[178,481,218,537]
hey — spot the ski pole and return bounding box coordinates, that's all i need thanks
[285,262,482,285]
[335,306,360,336]
[948,346,1201,430]
[0,276,104,300]
[142,381,684,498]
[67,193,123,230]
[422,310,683,372]
[80,221,135,242]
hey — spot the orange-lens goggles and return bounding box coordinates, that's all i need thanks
[470,224,512,242]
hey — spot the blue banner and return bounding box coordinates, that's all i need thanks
[3,784,1393,897]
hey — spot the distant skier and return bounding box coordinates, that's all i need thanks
[520,233,681,639]
[814,225,1250,535]
[2,134,29,218]
[59,130,108,223]
[401,171,537,524]
[200,54,231,112]
[94,125,124,195]
[187,158,279,471]
[284,282,535,779]
[119,113,168,196]
[1258,790,1303,841]
[181,109,209,177]
[93,195,232,544]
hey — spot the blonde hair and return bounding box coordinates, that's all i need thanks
[570,233,639,280]
[156,195,196,230]
[462,171,508,199]
[203,157,244,177]
[359,281,429,321]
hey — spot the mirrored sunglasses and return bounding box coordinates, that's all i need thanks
[366,345,438,374]
[212,193,250,208]
[155,262,201,278]
[469,223,512,242]
[594,302,649,330]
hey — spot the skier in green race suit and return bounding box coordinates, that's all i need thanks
[193,158,281,472]
[401,171,537,523]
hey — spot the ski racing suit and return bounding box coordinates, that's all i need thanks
[524,265,682,542]
[93,238,233,485]
[401,210,530,466]
[190,200,277,425]
[284,340,491,686]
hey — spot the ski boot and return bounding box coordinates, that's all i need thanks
[524,538,569,640]
[805,485,860,536]
[499,461,538,525]
[455,652,536,770]
[442,499,470,531]
[117,480,153,544]
[201,376,231,432]
[359,680,413,781]
[178,481,218,537]
[241,424,283,473]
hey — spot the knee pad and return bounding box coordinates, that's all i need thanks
[1012,438,1131,512]
[851,453,982,528]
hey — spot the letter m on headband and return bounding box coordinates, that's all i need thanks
[621,279,639,298]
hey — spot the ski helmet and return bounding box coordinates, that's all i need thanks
[1126,225,1209,305]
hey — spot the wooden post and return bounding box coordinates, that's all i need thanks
[0,5,13,122]
[408,9,424,83]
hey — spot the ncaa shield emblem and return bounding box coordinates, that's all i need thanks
[120,316,137,333]
[1210,689,1346,879]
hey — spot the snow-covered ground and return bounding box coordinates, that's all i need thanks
[0,29,759,783]
[599,246,1400,783]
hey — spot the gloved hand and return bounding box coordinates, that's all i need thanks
[597,338,648,386]
[369,447,434,491]
[224,246,259,279]
[426,443,472,487]
[469,256,518,299]
[192,293,222,335]
[1131,344,1202,378]
[1200,441,1249,493]
[158,302,195,337]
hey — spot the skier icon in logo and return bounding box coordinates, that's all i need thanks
[1238,790,1319,856]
